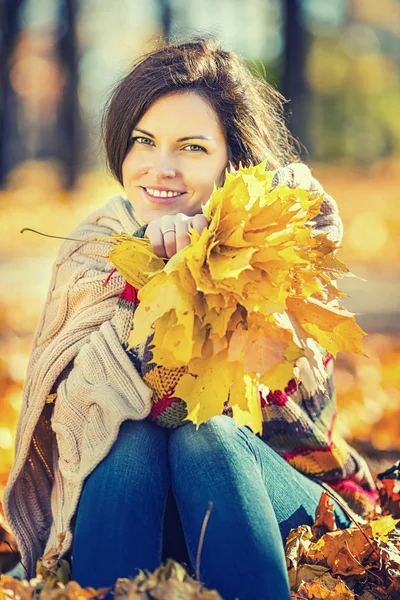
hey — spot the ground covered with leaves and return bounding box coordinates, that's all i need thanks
[1,464,399,600]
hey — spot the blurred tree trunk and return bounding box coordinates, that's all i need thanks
[157,0,172,40]
[0,0,25,188]
[281,0,311,159]
[57,0,81,189]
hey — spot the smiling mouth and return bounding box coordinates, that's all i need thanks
[142,187,186,199]
[141,187,187,205]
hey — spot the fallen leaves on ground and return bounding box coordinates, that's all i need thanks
[1,464,399,599]
[287,488,400,599]
[1,552,223,599]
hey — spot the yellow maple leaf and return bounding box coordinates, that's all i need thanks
[298,572,355,599]
[174,348,238,427]
[106,233,165,287]
[229,371,263,434]
[107,162,365,432]
[286,297,366,358]
[367,514,400,541]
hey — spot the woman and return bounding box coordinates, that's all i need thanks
[2,37,378,600]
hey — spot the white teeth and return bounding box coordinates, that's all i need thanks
[145,188,182,198]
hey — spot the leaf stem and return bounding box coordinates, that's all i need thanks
[324,491,381,561]
[195,501,213,582]
[20,227,104,244]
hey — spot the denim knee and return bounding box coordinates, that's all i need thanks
[170,414,237,460]
[83,418,170,498]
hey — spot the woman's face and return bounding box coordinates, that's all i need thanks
[121,91,229,224]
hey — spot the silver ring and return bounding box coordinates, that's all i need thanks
[163,228,176,234]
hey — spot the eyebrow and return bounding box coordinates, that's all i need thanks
[132,127,214,142]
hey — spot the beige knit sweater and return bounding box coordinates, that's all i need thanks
[2,195,153,579]
[3,168,347,580]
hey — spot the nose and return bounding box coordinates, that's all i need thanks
[148,155,177,180]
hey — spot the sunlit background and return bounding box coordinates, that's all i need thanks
[1,0,399,509]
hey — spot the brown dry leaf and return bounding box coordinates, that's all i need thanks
[285,489,400,598]
[114,578,221,599]
[0,575,42,600]
[387,577,400,599]
[39,580,111,600]
[45,393,57,404]
[0,559,221,600]
[307,527,374,569]
[113,559,222,599]
[311,492,337,540]
[297,571,354,599]
[358,583,396,600]
[39,532,66,573]
[285,525,314,588]
[36,532,71,587]
[292,564,330,592]
[330,545,367,577]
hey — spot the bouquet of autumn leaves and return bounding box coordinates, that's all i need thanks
[107,161,365,435]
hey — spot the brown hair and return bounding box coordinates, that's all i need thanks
[102,35,298,185]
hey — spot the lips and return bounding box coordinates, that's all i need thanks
[141,187,186,205]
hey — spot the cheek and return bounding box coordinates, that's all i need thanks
[193,162,223,187]
[121,155,143,184]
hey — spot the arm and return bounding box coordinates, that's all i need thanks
[27,221,153,474]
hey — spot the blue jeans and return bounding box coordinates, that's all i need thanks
[71,415,350,600]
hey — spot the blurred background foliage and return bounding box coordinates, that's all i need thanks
[0,0,399,503]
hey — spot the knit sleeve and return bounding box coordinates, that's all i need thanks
[271,162,343,245]
[45,223,154,473]
[41,223,147,387]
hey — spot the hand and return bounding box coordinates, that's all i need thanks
[145,212,209,259]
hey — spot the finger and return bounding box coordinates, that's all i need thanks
[174,217,191,253]
[145,222,167,258]
[175,214,208,253]
[190,213,209,235]
[160,216,177,259]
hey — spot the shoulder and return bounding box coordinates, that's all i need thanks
[57,194,141,263]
